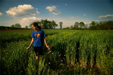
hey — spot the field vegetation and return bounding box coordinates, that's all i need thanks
[0,30,113,75]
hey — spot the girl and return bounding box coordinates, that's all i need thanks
[26,22,49,60]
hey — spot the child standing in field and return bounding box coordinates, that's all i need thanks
[26,22,49,60]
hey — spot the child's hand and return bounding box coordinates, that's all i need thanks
[26,47,30,50]
[46,45,50,50]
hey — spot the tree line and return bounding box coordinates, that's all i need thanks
[64,20,113,30]
[30,19,62,29]
[0,19,63,30]
[0,20,113,30]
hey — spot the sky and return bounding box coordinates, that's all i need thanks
[0,0,113,28]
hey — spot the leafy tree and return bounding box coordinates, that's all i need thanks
[70,26,74,29]
[79,22,84,29]
[59,22,63,29]
[41,20,44,27]
[74,22,79,29]
[90,21,96,26]
[37,21,41,26]
[43,19,48,29]
[47,21,53,29]
[14,23,21,28]
[11,24,15,29]
[52,20,56,29]
[25,26,28,29]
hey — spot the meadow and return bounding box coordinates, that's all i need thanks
[0,30,113,75]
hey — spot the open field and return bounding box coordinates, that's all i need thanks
[0,30,113,75]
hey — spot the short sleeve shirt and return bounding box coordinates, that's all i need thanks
[31,30,46,47]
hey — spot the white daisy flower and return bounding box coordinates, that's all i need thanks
[61,60,63,62]
[49,62,51,64]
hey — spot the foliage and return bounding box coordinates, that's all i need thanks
[89,20,113,30]
[0,30,113,75]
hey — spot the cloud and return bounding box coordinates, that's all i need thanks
[46,5,61,15]
[98,14,113,18]
[6,4,36,17]
[70,17,75,18]
[65,4,67,5]
[94,20,101,22]
[47,18,55,21]
[47,18,51,21]
[36,11,40,14]
[46,6,56,11]
[0,12,2,16]
[19,17,41,27]
[53,10,61,15]
[84,14,86,16]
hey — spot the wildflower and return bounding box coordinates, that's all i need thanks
[49,62,51,64]
[61,60,63,62]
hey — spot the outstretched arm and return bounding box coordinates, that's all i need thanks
[44,37,48,47]
[26,38,34,50]
[44,37,50,50]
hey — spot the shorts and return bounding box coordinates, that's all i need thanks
[34,47,43,56]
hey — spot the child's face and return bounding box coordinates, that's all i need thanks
[31,25,35,30]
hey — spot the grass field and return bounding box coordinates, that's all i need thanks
[0,29,113,75]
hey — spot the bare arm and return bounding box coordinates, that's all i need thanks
[44,37,48,47]
[26,38,34,50]
[29,38,34,47]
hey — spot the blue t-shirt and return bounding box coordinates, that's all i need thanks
[31,30,46,47]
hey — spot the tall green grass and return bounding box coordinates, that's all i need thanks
[0,30,113,75]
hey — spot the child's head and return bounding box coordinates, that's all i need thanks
[31,22,41,31]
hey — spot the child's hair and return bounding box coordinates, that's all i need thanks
[31,22,41,31]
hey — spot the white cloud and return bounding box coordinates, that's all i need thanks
[46,6,56,11]
[94,20,101,22]
[98,14,113,18]
[6,4,36,17]
[36,11,40,14]
[31,14,36,16]
[46,5,61,15]
[47,18,56,21]
[84,14,86,16]
[47,18,51,21]
[53,10,61,15]
[0,12,2,16]
[19,17,41,27]
[65,4,67,5]
[70,17,75,18]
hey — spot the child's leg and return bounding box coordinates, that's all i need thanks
[36,56,38,60]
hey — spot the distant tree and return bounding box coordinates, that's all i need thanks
[14,23,21,28]
[37,21,41,26]
[106,21,113,30]
[55,24,58,29]
[43,19,48,29]
[47,21,53,29]
[41,20,44,28]
[52,20,56,29]
[65,27,70,29]
[59,22,63,29]
[74,22,79,29]
[70,26,74,29]
[25,26,28,29]
[90,21,96,26]
[11,24,15,29]
[79,22,84,29]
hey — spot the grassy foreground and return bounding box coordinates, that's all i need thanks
[0,30,113,75]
